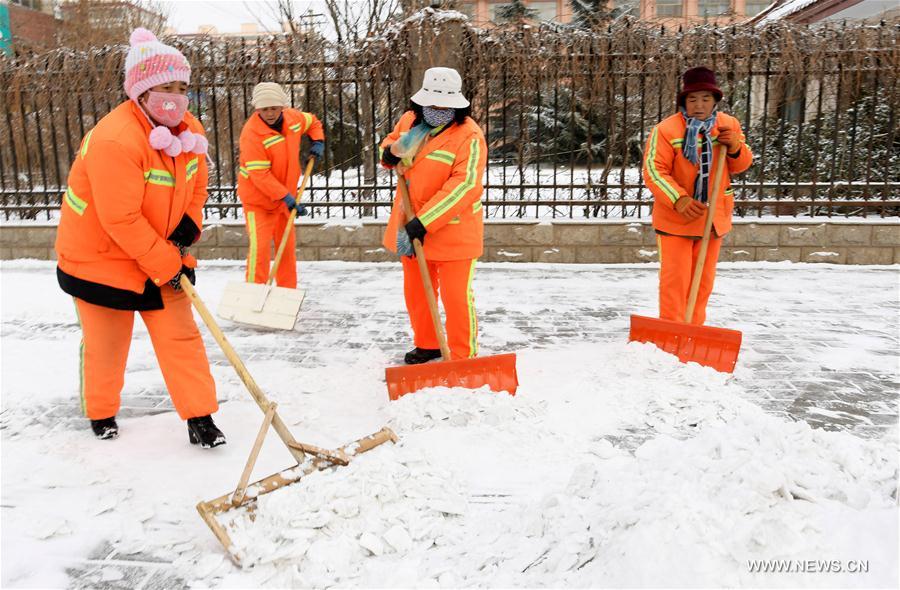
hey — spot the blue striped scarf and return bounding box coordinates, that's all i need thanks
[680,108,717,203]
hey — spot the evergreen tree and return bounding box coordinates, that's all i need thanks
[569,0,628,28]
[495,0,539,24]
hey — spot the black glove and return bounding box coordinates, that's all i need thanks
[405,217,426,245]
[167,214,201,249]
[381,144,401,166]
[169,244,196,291]
[297,204,309,217]
[169,265,195,291]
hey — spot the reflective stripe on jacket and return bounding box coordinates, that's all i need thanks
[55,101,209,294]
[381,111,486,261]
[643,112,753,237]
[237,108,324,211]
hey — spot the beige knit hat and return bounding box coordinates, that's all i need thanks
[251,82,289,109]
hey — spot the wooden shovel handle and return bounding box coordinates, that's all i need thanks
[685,145,728,323]
[397,175,452,361]
[179,276,305,463]
[268,158,315,285]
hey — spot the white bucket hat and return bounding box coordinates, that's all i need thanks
[410,67,469,109]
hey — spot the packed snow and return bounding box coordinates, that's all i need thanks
[1,261,897,588]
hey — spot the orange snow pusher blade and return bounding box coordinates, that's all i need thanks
[385,353,519,400]
[629,314,742,373]
[387,174,519,400]
[628,146,742,374]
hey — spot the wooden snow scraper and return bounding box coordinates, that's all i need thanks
[181,275,397,565]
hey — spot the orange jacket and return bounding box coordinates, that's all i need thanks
[55,101,208,293]
[237,108,324,211]
[380,111,486,261]
[643,112,753,237]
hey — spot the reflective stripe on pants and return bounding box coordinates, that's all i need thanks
[244,206,297,288]
[74,288,218,420]
[401,256,479,360]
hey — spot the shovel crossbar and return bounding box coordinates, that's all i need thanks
[196,427,398,565]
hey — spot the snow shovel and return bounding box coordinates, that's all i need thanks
[181,275,398,565]
[384,175,518,400]
[629,144,742,373]
[217,158,315,331]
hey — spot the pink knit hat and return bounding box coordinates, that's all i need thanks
[124,28,191,100]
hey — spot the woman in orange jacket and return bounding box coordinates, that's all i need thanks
[642,67,754,325]
[55,28,224,447]
[237,82,325,288]
[380,67,487,364]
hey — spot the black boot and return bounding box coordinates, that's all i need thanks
[404,347,442,365]
[91,417,118,440]
[187,415,226,448]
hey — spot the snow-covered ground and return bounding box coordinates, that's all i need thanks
[1,260,897,588]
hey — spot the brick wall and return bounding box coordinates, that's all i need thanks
[8,2,59,48]
[2,221,898,264]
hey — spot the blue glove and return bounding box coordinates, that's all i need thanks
[309,140,325,160]
[396,228,414,257]
[283,194,309,216]
[282,194,297,212]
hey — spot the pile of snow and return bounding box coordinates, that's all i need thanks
[200,347,897,587]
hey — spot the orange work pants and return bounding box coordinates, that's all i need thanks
[658,233,723,326]
[74,287,218,421]
[401,256,478,360]
[245,206,297,288]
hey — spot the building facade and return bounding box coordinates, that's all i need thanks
[5,0,60,49]
[456,0,774,25]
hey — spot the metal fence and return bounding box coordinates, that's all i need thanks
[1,15,897,221]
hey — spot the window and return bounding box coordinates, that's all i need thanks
[655,0,683,17]
[456,1,476,19]
[529,1,559,21]
[744,0,770,16]
[11,0,43,10]
[698,0,731,16]
[612,0,639,17]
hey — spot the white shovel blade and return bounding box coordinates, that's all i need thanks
[217,281,305,331]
